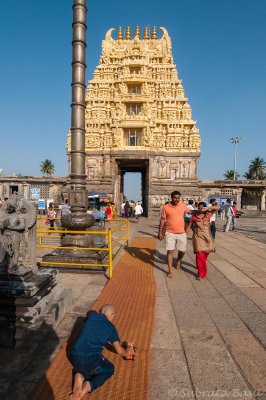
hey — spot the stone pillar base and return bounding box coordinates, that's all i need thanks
[0,269,72,348]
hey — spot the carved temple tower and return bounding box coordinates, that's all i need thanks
[67,26,201,215]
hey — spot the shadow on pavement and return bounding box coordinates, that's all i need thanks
[137,230,159,238]
[125,246,155,267]
[0,321,59,400]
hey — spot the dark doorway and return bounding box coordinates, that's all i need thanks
[241,188,262,210]
[10,185,19,195]
[117,159,149,216]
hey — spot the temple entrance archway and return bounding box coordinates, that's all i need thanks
[115,159,149,216]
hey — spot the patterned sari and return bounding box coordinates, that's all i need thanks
[191,213,215,278]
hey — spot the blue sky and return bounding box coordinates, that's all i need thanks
[0,0,266,200]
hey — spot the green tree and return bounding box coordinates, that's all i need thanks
[244,157,266,180]
[40,159,55,176]
[224,170,239,180]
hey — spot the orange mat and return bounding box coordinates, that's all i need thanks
[29,237,156,400]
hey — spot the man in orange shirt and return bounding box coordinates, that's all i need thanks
[158,191,191,278]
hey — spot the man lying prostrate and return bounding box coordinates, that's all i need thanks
[69,304,134,400]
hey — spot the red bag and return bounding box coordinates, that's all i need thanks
[45,219,49,225]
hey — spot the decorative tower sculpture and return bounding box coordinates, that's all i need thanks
[67,26,201,215]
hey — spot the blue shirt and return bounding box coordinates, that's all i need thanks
[70,311,120,357]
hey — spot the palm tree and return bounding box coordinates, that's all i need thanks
[244,157,266,180]
[224,169,239,180]
[40,159,55,176]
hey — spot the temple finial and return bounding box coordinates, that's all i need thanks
[151,26,157,39]
[125,26,131,40]
[117,26,123,40]
[143,26,149,40]
[134,26,140,39]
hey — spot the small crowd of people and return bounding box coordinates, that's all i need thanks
[158,192,238,281]
[120,200,143,221]
[42,199,144,231]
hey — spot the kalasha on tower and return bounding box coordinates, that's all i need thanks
[67,26,201,215]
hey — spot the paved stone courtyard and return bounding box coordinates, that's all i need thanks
[0,216,265,399]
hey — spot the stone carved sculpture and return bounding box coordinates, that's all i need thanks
[0,194,36,275]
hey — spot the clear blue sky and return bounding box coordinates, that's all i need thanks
[0,0,266,200]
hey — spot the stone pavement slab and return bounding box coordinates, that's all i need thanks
[222,330,266,392]
[240,287,266,313]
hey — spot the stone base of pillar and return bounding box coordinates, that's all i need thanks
[0,269,72,348]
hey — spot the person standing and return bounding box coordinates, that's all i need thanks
[135,202,143,222]
[232,201,237,231]
[184,199,194,230]
[110,202,116,219]
[208,198,220,239]
[121,201,125,218]
[105,203,112,220]
[186,202,219,280]
[124,201,130,219]
[47,203,56,230]
[158,191,192,278]
[220,202,226,220]
[60,199,71,217]
[223,199,233,232]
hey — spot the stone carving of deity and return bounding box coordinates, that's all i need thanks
[88,167,95,179]
[170,169,176,180]
[183,136,189,147]
[154,135,165,149]
[96,158,104,176]
[0,195,36,275]
[182,163,187,177]
[144,126,152,147]
[103,155,111,175]
[158,157,170,178]
[116,102,123,118]
[113,126,121,147]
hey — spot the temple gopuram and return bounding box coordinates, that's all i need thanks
[67,26,201,215]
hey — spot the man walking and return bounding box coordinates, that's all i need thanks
[158,191,192,278]
[223,199,233,232]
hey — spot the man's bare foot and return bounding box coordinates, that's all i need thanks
[71,373,84,400]
[174,261,181,270]
[167,272,173,278]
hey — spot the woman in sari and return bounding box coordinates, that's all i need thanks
[105,203,113,220]
[186,202,219,280]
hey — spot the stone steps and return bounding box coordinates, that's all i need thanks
[241,210,266,218]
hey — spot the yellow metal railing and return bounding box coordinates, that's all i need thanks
[36,216,129,279]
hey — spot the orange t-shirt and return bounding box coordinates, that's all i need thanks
[161,202,191,233]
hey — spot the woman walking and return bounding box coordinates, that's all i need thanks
[186,202,219,280]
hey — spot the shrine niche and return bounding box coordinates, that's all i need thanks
[67,26,201,216]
